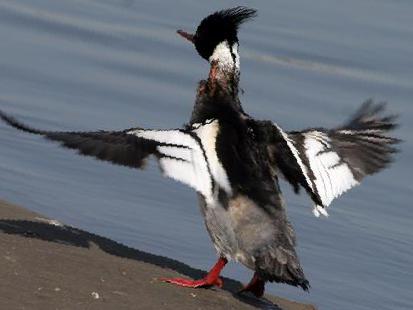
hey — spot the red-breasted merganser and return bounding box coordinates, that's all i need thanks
[0,7,399,298]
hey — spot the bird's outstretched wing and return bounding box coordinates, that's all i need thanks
[267,100,400,217]
[0,111,221,203]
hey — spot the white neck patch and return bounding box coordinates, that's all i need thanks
[209,41,240,71]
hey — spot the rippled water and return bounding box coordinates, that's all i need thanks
[0,1,412,309]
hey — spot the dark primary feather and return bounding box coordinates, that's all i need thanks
[0,110,156,169]
[330,100,400,180]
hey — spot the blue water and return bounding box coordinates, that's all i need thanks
[0,1,412,309]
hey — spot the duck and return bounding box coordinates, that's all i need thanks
[0,7,399,298]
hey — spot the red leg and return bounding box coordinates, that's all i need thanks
[160,257,228,288]
[239,272,265,297]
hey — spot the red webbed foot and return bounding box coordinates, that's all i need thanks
[160,257,227,289]
[239,273,265,298]
[160,276,223,288]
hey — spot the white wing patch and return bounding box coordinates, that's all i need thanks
[157,145,192,162]
[128,128,213,202]
[274,124,360,218]
[194,120,232,195]
[128,120,231,204]
[273,102,398,218]
[303,131,359,215]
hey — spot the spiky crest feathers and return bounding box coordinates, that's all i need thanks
[193,7,257,61]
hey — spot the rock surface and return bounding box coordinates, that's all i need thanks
[0,200,316,310]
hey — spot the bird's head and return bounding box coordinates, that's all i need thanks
[177,7,257,71]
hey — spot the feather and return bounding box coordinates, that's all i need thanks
[267,100,400,216]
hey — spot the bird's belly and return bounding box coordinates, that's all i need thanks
[201,201,238,260]
[200,194,278,269]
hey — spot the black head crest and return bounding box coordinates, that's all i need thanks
[178,7,257,61]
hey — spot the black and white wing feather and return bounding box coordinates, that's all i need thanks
[0,111,228,204]
[269,100,399,217]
